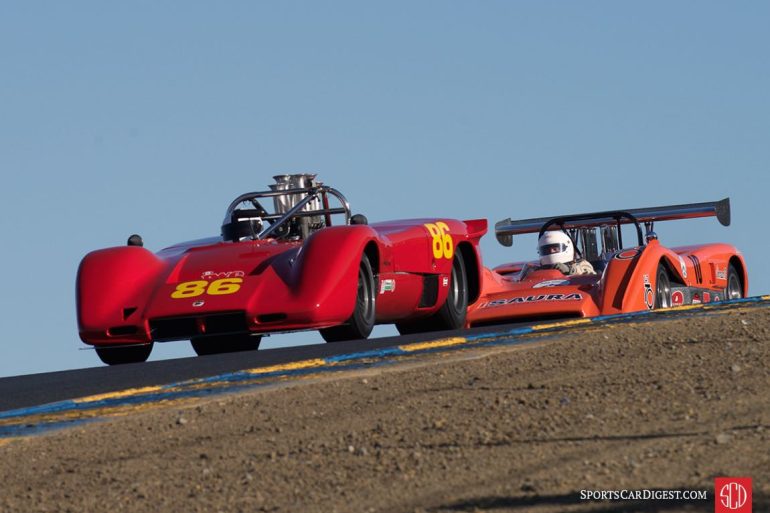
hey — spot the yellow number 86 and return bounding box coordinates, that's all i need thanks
[424,222,453,260]
[171,278,243,299]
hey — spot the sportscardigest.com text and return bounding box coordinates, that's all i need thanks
[580,489,708,501]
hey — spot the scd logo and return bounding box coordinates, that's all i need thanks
[715,477,752,513]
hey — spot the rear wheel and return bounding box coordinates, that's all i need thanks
[654,264,672,309]
[321,254,376,342]
[190,334,262,356]
[397,253,468,334]
[95,343,153,365]
[726,264,743,300]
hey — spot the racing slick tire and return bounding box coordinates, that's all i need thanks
[396,253,468,334]
[726,263,743,300]
[654,264,672,309]
[320,253,376,342]
[95,343,153,365]
[190,334,262,356]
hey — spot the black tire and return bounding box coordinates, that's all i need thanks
[726,263,743,300]
[654,264,672,309]
[95,343,153,365]
[320,254,376,342]
[190,334,262,356]
[396,253,468,334]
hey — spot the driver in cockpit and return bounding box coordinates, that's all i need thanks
[537,231,596,276]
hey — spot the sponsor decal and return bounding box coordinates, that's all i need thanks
[615,249,641,260]
[533,279,570,289]
[692,293,701,305]
[380,279,396,294]
[671,290,684,306]
[643,274,654,310]
[703,291,711,303]
[678,255,688,279]
[715,477,751,513]
[716,267,728,280]
[480,293,583,309]
[201,270,245,280]
[442,277,449,287]
[192,300,205,307]
[714,294,720,302]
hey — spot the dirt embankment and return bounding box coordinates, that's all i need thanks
[1,308,769,513]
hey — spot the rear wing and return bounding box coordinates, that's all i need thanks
[495,198,730,247]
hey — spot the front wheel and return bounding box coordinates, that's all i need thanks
[654,264,672,309]
[95,343,153,365]
[321,254,376,342]
[190,334,262,356]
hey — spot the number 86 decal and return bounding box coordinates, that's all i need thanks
[171,278,242,299]
[424,222,454,260]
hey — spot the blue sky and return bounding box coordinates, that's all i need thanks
[1,1,767,377]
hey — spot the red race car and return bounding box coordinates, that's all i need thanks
[77,174,487,365]
[467,198,747,327]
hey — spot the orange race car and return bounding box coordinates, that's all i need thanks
[467,198,747,327]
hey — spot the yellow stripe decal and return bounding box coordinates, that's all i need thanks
[400,337,467,352]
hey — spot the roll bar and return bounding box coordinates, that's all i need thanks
[222,185,351,241]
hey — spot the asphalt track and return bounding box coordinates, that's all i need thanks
[2,296,768,416]
[0,321,541,412]
[0,296,767,447]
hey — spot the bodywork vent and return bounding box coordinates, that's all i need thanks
[419,275,439,308]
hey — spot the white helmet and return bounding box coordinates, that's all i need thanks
[538,231,575,266]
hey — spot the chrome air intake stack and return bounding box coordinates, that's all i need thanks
[270,173,325,239]
[270,174,320,213]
